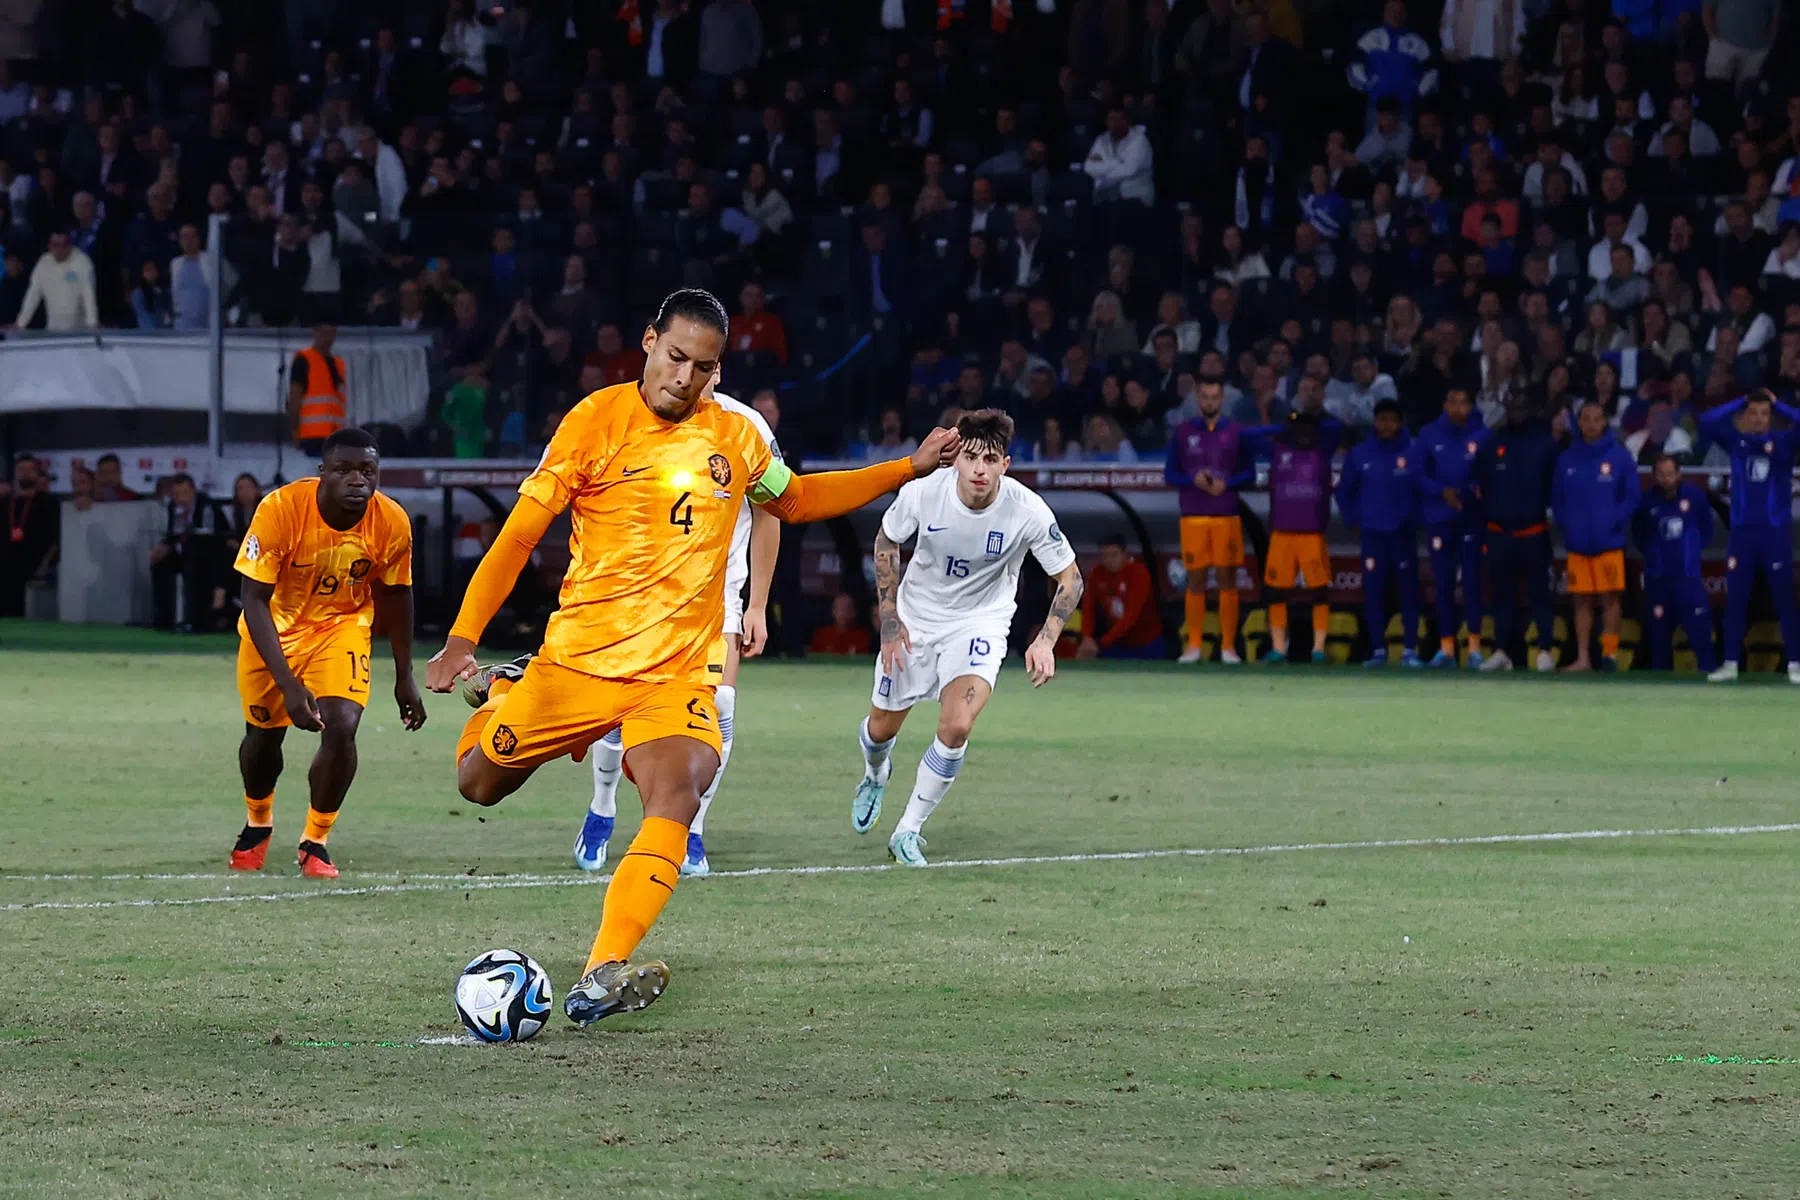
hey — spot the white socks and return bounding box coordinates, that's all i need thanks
[691,685,735,837]
[859,716,896,777]
[896,737,965,835]
[588,727,623,818]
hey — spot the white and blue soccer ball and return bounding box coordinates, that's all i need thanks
[454,949,554,1043]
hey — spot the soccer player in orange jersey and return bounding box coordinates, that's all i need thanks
[425,289,957,1027]
[230,427,427,879]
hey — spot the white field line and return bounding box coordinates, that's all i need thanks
[3,822,1798,913]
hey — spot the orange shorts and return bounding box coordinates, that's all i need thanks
[1263,532,1331,590]
[238,624,372,727]
[477,657,721,770]
[1180,516,1244,570]
[1566,550,1626,595]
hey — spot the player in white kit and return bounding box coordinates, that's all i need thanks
[575,382,780,876]
[850,410,1084,865]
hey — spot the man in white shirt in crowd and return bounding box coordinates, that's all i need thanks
[9,231,97,331]
[1084,104,1155,206]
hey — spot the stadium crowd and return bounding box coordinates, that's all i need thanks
[4,0,1800,670]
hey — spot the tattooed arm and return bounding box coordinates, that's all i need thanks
[1025,561,1084,687]
[874,528,911,675]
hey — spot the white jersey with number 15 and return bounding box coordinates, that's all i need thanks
[881,469,1076,642]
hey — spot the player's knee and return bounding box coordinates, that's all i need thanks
[936,718,974,748]
[1186,575,1208,595]
[456,756,506,807]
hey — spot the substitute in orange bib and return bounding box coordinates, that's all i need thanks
[231,427,426,879]
[425,289,958,1029]
[289,324,348,455]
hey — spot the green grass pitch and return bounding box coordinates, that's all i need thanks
[4,622,1800,1197]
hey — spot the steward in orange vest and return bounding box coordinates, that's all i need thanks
[289,324,348,451]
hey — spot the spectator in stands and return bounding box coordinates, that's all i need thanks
[1626,396,1697,463]
[1636,453,1718,673]
[1472,393,1559,672]
[1703,0,1780,87]
[1086,290,1138,359]
[1326,352,1399,430]
[809,593,870,656]
[1554,400,1639,672]
[740,162,794,245]
[1079,535,1164,660]
[1348,1,1438,127]
[92,455,138,501]
[167,224,209,332]
[1083,103,1155,207]
[442,358,492,459]
[586,323,645,388]
[129,260,172,329]
[10,231,97,331]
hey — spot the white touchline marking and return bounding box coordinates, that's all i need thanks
[4,822,1798,913]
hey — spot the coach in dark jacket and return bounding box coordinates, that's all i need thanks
[1470,393,1559,671]
[150,473,229,632]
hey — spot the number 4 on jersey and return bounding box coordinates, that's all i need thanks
[669,491,694,532]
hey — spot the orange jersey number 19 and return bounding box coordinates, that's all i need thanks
[233,478,414,649]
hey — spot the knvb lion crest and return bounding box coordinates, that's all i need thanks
[249,705,271,723]
[492,725,519,757]
[708,454,732,487]
[348,557,373,580]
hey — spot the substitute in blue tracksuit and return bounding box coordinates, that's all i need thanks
[1470,393,1559,671]
[1634,453,1717,673]
[1414,386,1489,667]
[1697,387,1800,682]
[1552,401,1642,672]
[1335,398,1423,667]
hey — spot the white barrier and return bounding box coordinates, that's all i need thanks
[0,329,432,426]
[56,500,162,625]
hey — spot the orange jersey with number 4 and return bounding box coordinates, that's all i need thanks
[233,478,413,649]
[515,382,779,684]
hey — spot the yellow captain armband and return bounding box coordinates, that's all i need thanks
[747,458,793,505]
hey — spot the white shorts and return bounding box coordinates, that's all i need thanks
[723,581,745,637]
[871,625,1008,712]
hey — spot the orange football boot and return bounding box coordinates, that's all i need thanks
[296,840,339,879]
[230,826,272,871]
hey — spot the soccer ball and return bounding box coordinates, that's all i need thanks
[454,949,554,1043]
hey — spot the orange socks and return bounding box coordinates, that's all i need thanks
[1217,589,1239,651]
[1312,605,1331,651]
[454,676,517,766]
[1601,633,1620,657]
[1183,592,1207,650]
[302,807,338,844]
[1440,636,1456,657]
[586,816,689,973]
[245,792,273,828]
[1466,632,1483,657]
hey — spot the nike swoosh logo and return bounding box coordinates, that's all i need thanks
[926,525,947,532]
[649,873,674,892]
[621,466,649,476]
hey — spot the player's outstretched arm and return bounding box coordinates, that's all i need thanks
[1025,561,1084,688]
[756,428,961,524]
[375,581,427,730]
[425,496,557,692]
[241,577,324,731]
